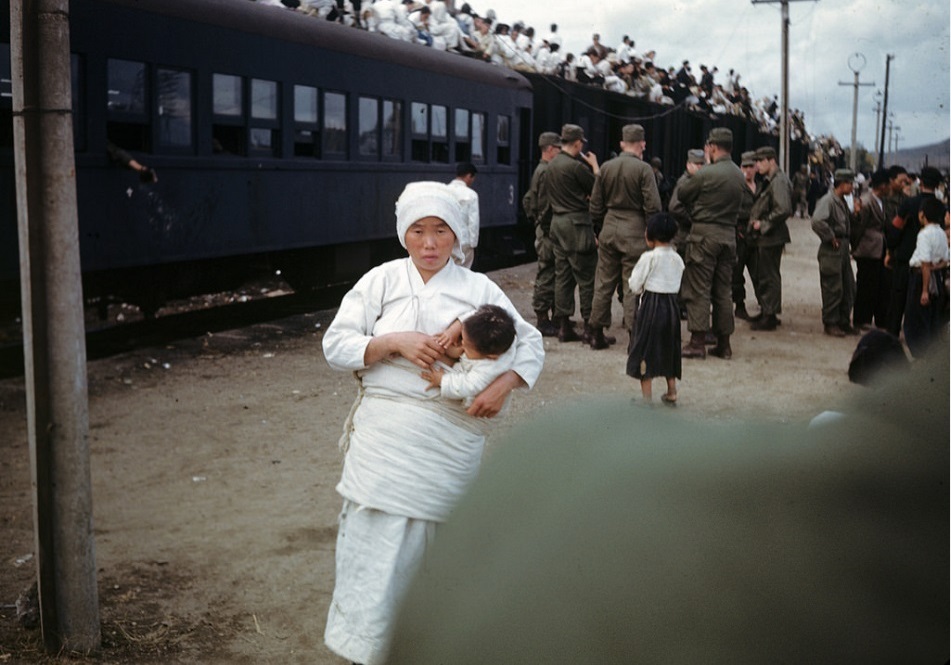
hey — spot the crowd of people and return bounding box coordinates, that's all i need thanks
[317,146,947,664]
[312,120,947,665]
[524,122,950,403]
[251,0,809,139]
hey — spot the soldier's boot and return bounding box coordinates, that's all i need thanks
[709,335,733,360]
[704,331,718,345]
[734,303,751,321]
[535,312,559,337]
[681,331,707,359]
[589,327,611,350]
[557,316,581,343]
[581,320,594,345]
[750,314,779,331]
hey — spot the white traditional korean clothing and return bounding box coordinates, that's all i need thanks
[322,256,543,664]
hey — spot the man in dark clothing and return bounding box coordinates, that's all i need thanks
[884,165,933,336]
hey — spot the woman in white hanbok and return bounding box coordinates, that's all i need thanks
[321,182,544,665]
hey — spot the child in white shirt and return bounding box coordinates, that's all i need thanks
[627,213,685,405]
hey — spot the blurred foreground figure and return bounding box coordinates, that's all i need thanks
[388,346,948,664]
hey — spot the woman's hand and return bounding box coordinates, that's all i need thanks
[364,332,447,369]
[466,370,526,418]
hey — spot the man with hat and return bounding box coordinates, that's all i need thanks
[747,145,793,331]
[546,124,600,342]
[811,169,859,336]
[676,128,745,359]
[732,150,759,320]
[522,131,566,336]
[669,148,706,255]
[587,124,662,349]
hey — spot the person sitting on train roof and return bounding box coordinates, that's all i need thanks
[409,5,435,47]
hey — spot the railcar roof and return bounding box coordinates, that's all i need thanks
[93,0,532,92]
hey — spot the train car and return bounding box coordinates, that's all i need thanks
[0,0,533,314]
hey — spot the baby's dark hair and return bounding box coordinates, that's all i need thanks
[919,197,946,225]
[646,212,678,243]
[462,304,516,356]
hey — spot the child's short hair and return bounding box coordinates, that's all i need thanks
[919,197,946,225]
[462,305,516,356]
[646,212,678,243]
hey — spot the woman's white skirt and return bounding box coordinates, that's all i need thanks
[324,500,435,665]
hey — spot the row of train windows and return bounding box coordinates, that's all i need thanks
[0,47,511,165]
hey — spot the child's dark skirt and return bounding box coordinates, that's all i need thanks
[627,291,682,380]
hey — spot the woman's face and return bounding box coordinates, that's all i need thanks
[405,216,456,282]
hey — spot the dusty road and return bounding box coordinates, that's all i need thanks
[0,218,915,663]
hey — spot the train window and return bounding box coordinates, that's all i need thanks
[497,115,510,165]
[323,91,347,158]
[107,59,149,152]
[0,45,9,149]
[212,73,244,155]
[156,68,192,150]
[431,104,448,163]
[251,79,278,121]
[108,59,147,115]
[293,85,319,157]
[250,79,279,157]
[410,102,429,162]
[454,108,470,162]
[382,99,402,160]
[471,112,485,163]
[358,96,379,158]
[213,74,243,117]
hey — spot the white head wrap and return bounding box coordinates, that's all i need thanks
[396,181,467,265]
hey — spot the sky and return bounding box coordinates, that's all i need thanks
[482,0,950,153]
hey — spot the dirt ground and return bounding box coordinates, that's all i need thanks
[0,218,914,663]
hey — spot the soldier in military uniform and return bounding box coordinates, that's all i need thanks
[748,145,793,331]
[587,124,662,349]
[522,131,565,337]
[811,169,859,336]
[546,124,600,343]
[676,127,745,360]
[668,148,705,257]
[733,150,759,320]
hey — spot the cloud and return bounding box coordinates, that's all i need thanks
[484,0,950,150]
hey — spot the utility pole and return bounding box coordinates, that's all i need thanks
[838,53,873,172]
[891,125,901,154]
[877,54,894,168]
[886,118,895,161]
[10,0,101,653]
[872,90,883,165]
[752,0,816,174]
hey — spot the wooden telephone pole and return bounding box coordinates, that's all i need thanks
[752,0,816,173]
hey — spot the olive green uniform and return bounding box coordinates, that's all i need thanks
[588,152,662,330]
[811,190,856,329]
[546,151,598,320]
[522,159,560,318]
[676,155,745,335]
[748,169,792,317]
